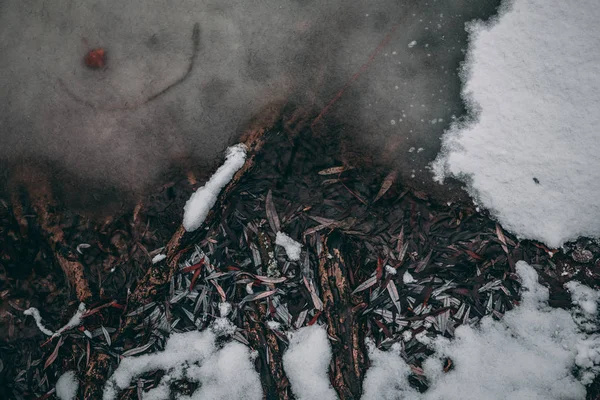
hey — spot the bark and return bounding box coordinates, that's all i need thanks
[244,303,293,400]
[317,232,368,400]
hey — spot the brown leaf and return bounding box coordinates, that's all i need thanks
[44,336,64,370]
[240,289,277,304]
[303,276,324,310]
[351,275,377,295]
[374,170,397,202]
[387,280,402,314]
[415,250,433,273]
[265,190,281,234]
[495,223,509,254]
[318,166,347,175]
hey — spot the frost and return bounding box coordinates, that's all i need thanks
[24,303,86,338]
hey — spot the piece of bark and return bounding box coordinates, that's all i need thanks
[244,303,293,400]
[317,232,368,400]
[83,353,111,399]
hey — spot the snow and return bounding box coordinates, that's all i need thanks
[24,302,86,337]
[275,231,302,261]
[362,261,600,400]
[183,144,246,232]
[282,325,337,400]
[151,254,166,264]
[432,0,600,248]
[103,318,261,400]
[219,302,232,317]
[56,370,79,400]
[385,265,397,275]
[567,281,600,318]
[23,308,54,336]
[403,271,416,284]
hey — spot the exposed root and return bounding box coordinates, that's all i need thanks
[317,233,368,400]
[12,166,92,302]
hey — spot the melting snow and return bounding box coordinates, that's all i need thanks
[362,261,600,399]
[103,319,261,400]
[432,0,600,247]
[151,254,166,264]
[183,144,246,232]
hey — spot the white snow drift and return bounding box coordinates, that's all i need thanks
[432,0,600,247]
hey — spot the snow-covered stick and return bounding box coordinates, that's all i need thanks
[183,144,247,232]
[24,303,87,337]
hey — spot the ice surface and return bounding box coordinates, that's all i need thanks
[183,144,246,232]
[0,0,501,208]
[282,325,337,400]
[56,370,79,400]
[275,231,302,261]
[433,0,600,247]
[362,261,600,400]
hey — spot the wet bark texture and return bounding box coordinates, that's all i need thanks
[318,233,368,400]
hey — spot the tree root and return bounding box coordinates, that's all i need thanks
[317,233,368,399]
[11,166,92,302]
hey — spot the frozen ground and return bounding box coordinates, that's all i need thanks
[0,0,500,208]
[433,0,600,247]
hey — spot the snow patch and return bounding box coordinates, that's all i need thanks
[56,370,78,400]
[282,325,337,400]
[103,318,261,400]
[432,0,600,247]
[362,261,600,399]
[275,231,302,261]
[403,271,416,284]
[183,144,246,232]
